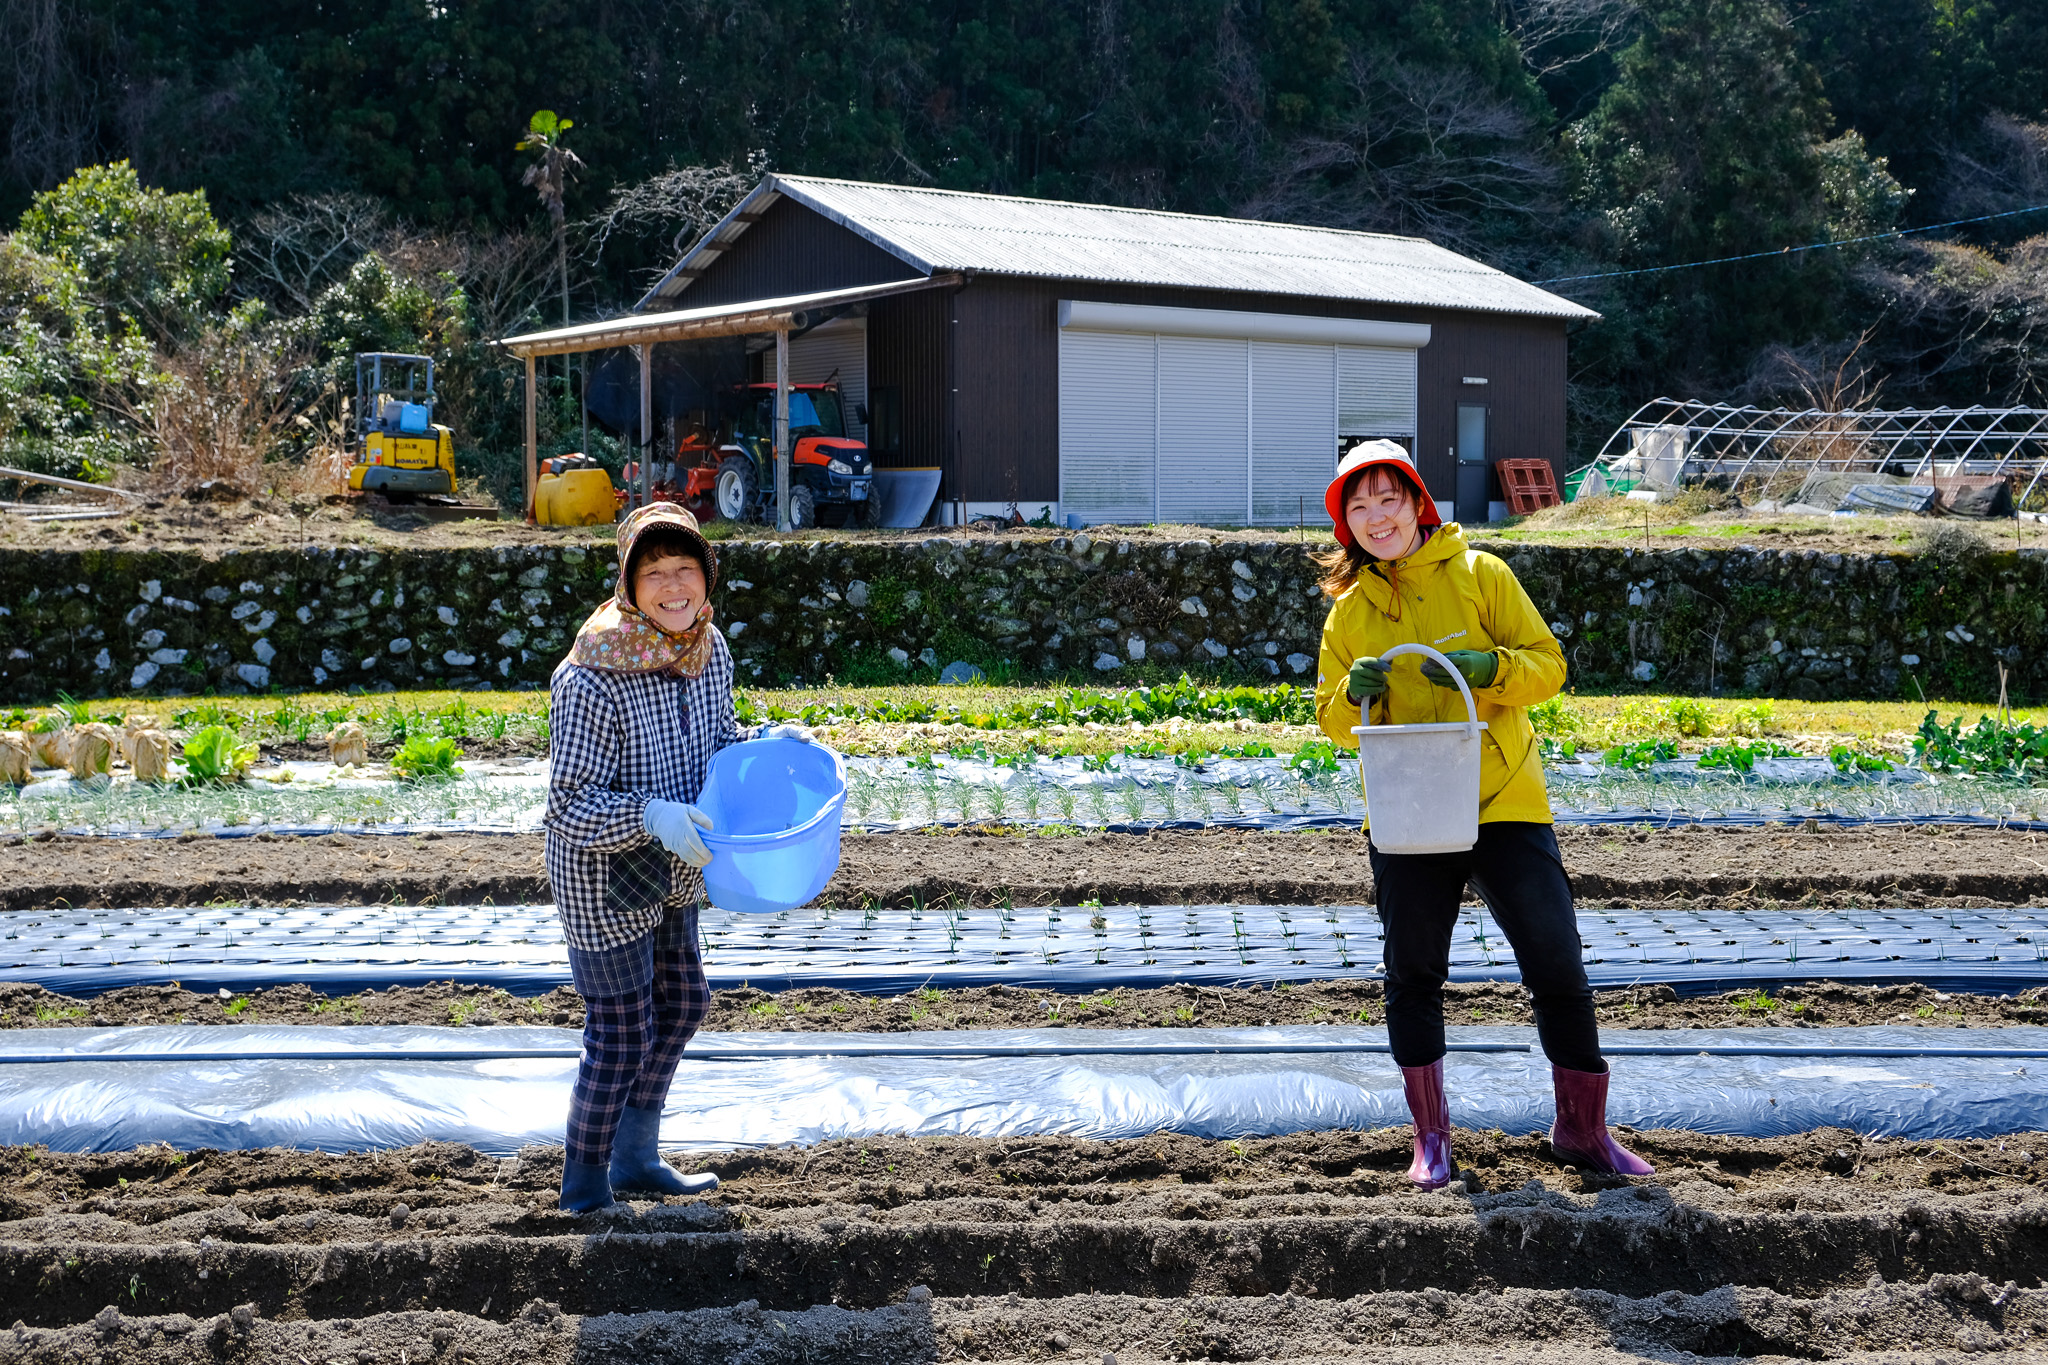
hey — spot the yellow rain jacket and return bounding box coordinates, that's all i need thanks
[1314,522,1565,828]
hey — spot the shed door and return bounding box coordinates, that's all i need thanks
[788,319,867,442]
[1157,335,1249,524]
[1337,345,1418,441]
[1251,341,1339,525]
[1058,329,1157,523]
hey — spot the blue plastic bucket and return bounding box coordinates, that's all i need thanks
[696,739,847,914]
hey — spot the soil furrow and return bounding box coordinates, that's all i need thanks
[12,1201,2048,1326]
[8,1280,2046,1365]
[2,826,2046,912]
[6,978,2046,1031]
[7,1133,2047,1330]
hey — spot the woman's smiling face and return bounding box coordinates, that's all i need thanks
[632,552,708,633]
[1345,467,1421,561]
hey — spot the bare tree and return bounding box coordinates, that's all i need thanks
[1237,57,1560,254]
[586,157,763,271]
[1497,0,1640,79]
[1938,114,2048,222]
[235,194,395,312]
[2,0,93,192]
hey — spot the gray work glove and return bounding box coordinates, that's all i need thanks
[761,723,814,743]
[643,798,714,868]
[1347,656,1392,705]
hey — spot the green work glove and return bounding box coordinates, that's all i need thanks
[1346,656,1392,704]
[1421,649,1499,691]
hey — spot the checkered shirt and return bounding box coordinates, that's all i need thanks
[543,629,751,953]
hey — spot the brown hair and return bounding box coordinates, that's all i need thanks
[1313,465,1418,597]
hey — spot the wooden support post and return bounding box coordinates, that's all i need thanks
[775,327,791,533]
[523,353,537,521]
[638,342,654,513]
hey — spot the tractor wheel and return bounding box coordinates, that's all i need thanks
[714,456,758,522]
[852,486,885,530]
[787,484,818,529]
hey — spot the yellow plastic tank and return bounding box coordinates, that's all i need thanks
[553,468,616,526]
[533,473,562,525]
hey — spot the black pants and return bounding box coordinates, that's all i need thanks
[1368,820,1603,1073]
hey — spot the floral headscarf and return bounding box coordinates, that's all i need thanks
[568,502,720,677]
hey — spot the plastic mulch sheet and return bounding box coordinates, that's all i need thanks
[9,753,2047,840]
[3,1024,2044,1154]
[6,902,2045,999]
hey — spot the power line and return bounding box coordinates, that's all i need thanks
[1532,203,2048,286]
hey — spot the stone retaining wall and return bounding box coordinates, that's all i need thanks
[1,534,2041,701]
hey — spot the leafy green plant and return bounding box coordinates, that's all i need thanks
[1696,739,1798,773]
[1538,736,1581,762]
[1081,753,1117,772]
[1602,738,1679,770]
[391,735,464,781]
[1665,697,1713,738]
[1828,743,1896,773]
[1912,712,2048,780]
[1724,700,1778,736]
[1285,739,1345,775]
[1527,696,1583,736]
[180,726,258,784]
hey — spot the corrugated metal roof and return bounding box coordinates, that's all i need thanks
[501,276,950,356]
[642,175,1596,321]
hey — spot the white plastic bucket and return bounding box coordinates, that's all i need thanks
[1350,642,1487,854]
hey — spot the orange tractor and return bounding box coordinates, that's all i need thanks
[632,381,880,528]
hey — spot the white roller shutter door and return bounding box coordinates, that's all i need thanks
[1157,335,1249,525]
[1251,340,1339,526]
[1058,303,1421,525]
[788,319,867,441]
[1338,344,1417,440]
[1059,329,1157,523]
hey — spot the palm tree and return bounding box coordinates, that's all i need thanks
[516,109,584,327]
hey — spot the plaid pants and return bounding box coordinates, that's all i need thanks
[563,902,710,1166]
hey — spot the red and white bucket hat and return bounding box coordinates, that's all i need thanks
[1324,440,1440,549]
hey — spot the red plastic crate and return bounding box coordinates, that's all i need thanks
[1497,459,1561,515]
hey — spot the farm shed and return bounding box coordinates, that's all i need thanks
[509,175,1596,528]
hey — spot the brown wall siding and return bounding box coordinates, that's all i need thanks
[1413,311,1568,500]
[677,197,918,309]
[949,276,1567,506]
[866,287,949,472]
[955,279,1061,501]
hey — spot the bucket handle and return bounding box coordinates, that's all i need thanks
[1369,643,1483,738]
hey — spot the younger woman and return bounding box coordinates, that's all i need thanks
[545,502,795,1212]
[1312,441,1652,1188]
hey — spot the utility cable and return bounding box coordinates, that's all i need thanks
[1533,202,2048,286]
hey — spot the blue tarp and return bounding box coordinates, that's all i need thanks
[3,1024,2044,1153]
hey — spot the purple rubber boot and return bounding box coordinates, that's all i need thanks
[1550,1065,1655,1176]
[1400,1059,1455,1190]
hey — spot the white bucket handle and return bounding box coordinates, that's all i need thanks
[1371,642,1483,738]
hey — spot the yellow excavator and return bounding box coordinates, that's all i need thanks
[346,352,457,498]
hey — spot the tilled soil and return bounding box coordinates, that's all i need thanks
[4,1131,2046,1361]
[5,978,2046,1032]
[4,823,2046,912]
